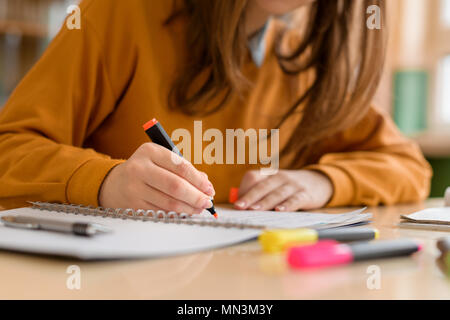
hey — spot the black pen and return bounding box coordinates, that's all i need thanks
[143,119,218,218]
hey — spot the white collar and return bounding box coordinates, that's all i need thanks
[248,20,270,67]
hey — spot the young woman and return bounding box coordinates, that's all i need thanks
[0,0,431,213]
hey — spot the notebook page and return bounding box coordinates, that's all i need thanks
[197,207,371,229]
[0,207,260,260]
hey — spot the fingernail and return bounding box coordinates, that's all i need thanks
[250,204,261,210]
[205,186,215,196]
[275,206,285,212]
[202,180,215,195]
[235,201,246,208]
[202,199,214,209]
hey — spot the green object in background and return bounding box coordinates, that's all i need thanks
[392,70,450,199]
[427,158,450,198]
[393,70,428,135]
[445,252,450,275]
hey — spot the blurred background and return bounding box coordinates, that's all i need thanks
[0,0,449,198]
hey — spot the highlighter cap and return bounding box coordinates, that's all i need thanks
[259,229,318,253]
[143,118,159,131]
[287,240,353,269]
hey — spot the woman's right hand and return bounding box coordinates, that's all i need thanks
[99,143,215,214]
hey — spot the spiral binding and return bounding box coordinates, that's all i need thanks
[29,202,263,230]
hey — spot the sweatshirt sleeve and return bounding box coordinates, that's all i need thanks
[0,4,126,209]
[304,107,432,207]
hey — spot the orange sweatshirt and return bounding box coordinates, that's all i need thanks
[0,0,432,210]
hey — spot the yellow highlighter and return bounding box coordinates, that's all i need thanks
[259,227,379,253]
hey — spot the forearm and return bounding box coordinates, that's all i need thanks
[0,133,123,209]
[305,144,432,207]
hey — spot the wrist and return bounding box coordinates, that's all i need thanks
[98,162,124,208]
[303,169,334,205]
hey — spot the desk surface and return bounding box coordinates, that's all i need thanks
[1,200,450,300]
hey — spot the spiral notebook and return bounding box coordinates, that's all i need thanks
[0,202,371,260]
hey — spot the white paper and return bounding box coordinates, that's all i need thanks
[200,207,371,229]
[401,207,450,224]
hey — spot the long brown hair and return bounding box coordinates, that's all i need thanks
[167,0,387,163]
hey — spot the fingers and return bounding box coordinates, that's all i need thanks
[102,143,216,213]
[235,175,284,210]
[249,183,298,211]
[138,186,204,215]
[275,192,315,212]
[146,143,215,197]
[141,161,213,210]
[237,171,268,198]
[233,170,332,212]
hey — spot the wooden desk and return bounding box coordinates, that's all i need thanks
[0,200,449,300]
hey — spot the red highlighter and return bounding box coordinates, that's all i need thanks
[229,187,239,204]
[287,239,422,269]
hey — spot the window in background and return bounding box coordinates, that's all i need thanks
[442,0,450,26]
[437,56,450,124]
[0,0,73,107]
[392,0,429,135]
[435,0,450,125]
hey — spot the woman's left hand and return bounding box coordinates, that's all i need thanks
[234,170,334,211]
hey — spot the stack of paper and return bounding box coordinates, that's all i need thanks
[400,208,450,231]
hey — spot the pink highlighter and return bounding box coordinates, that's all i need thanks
[287,239,422,269]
